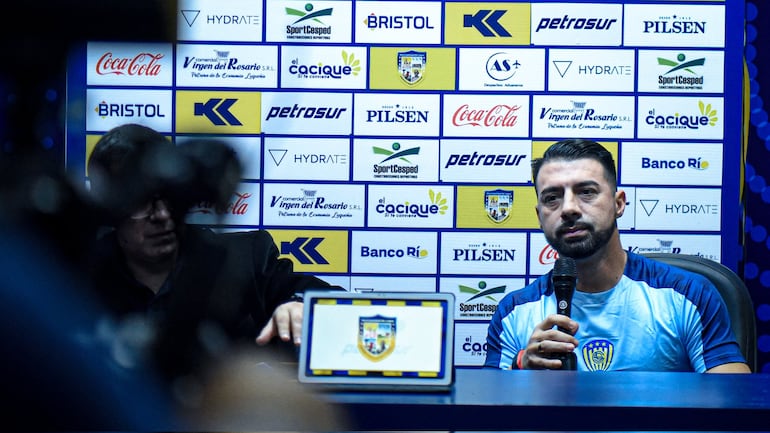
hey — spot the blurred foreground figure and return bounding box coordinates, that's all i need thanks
[86,123,340,388]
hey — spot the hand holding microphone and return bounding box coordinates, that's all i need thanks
[552,256,578,370]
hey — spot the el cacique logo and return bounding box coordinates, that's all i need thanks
[96,52,164,76]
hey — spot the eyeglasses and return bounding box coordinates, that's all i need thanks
[129,196,173,220]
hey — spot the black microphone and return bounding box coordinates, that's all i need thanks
[552,256,577,370]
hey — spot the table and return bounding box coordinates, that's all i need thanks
[324,368,770,431]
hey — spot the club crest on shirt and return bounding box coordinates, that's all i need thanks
[358,315,396,361]
[484,188,513,223]
[582,338,614,371]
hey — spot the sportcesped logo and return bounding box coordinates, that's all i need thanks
[375,189,448,218]
[287,3,332,25]
[373,142,419,164]
[657,53,705,88]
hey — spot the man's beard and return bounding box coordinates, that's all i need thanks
[546,220,616,260]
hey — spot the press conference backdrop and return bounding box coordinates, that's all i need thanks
[65,0,745,369]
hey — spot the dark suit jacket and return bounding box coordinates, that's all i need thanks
[88,225,336,378]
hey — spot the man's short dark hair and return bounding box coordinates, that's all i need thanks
[531,139,617,193]
[87,123,177,219]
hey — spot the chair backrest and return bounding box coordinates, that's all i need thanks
[642,253,757,372]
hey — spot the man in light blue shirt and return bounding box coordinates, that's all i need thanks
[484,139,750,373]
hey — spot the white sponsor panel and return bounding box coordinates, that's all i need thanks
[529,233,559,276]
[87,42,172,87]
[261,92,353,135]
[620,233,721,262]
[439,139,531,183]
[177,0,263,42]
[442,94,530,138]
[368,184,454,228]
[354,93,440,136]
[86,88,172,133]
[530,3,622,46]
[266,0,352,43]
[637,96,724,140]
[454,323,490,367]
[281,45,367,89]
[634,187,721,231]
[185,182,261,226]
[547,49,635,92]
[264,137,350,181]
[262,183,365,227]
[440,231,528,275]
[532,95,634,138]
[458,48,546,91]
[176,135,262,180]
[350,275,437,293]
[354,1,442,44]
[637,50,724,93]
[442,277,522,322]
[351,231,438,274]
[620,141,723,186]
[175,44,278,88]
[317,275,351,291]
[353,138,439,182]
[623,4,725,48]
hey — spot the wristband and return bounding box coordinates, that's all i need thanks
[287,293,304,303]
[516,349,526,370]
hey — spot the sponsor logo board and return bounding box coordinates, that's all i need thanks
[620,141,723,186]
[177,0,263,42]
[439,139,531,183]
[264,137,350,181]
[440,231,527,275]
[353,139,439,183]
[458,48,545,91]
[176,44,278,88]
[351,231,438,274]
[367,185,454,228]
[263,183,365,227]
[86,88,172,133]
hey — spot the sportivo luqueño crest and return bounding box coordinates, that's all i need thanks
[485,189,514,223]
[582,338,614,371]
[398,50,426,85]
[358,315,396,362]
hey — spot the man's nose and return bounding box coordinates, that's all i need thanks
[561,191,581,216]
[150,199,173,220]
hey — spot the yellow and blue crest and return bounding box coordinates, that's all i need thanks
[581,338,614,371]
[358,315,397,361]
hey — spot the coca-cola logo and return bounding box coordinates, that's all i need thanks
[538,244,559,265]
[95,52,164,76]
[190,192,251,215]
[452,104,521,127]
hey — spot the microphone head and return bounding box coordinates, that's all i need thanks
[553,256,576,279]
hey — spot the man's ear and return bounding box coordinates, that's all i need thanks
[615,189,626,218]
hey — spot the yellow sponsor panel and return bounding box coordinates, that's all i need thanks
[369,47,456,90]
[445,3,530,45]
[456,186,539,229]
[532,140,619,173]
[85,133,172,177]
[267,229,349,273]
[176,90,261,134]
